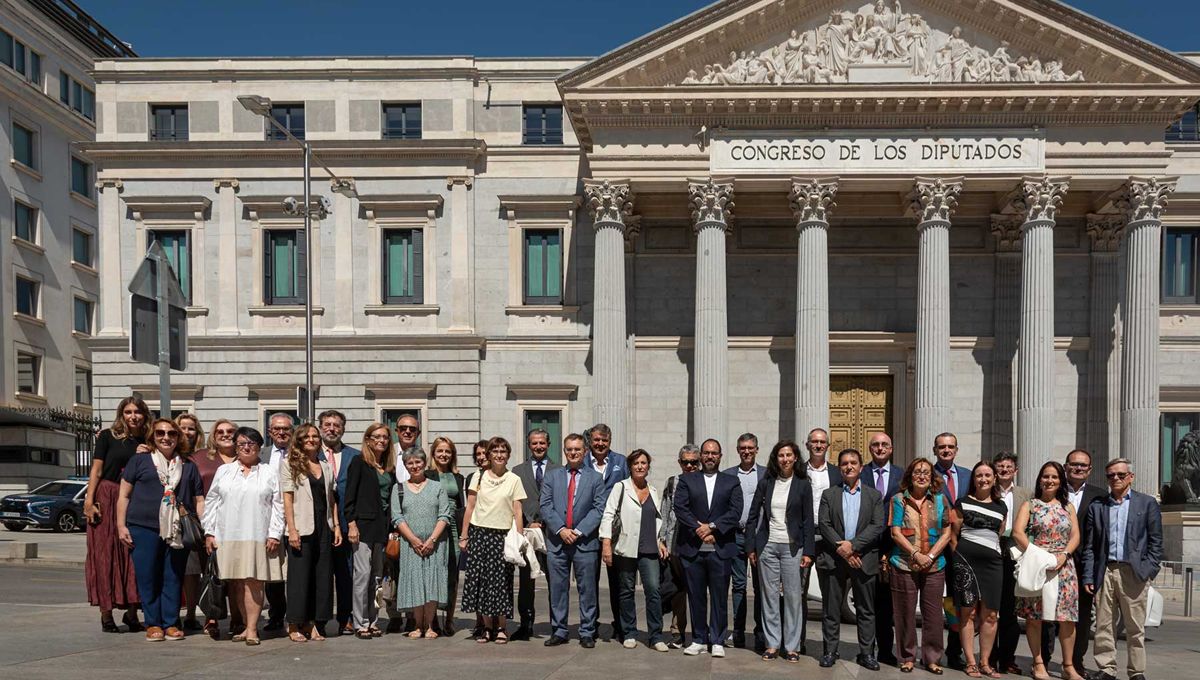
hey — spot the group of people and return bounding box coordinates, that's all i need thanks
[82,396,1162,680]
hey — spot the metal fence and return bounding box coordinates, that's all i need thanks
[10,407,102,477]
[1151,560,1200,617]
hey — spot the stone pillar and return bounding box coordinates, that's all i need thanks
[584,180,635,450]
[1016,177,1069,489]
[689,178,734,448]
[1086,214,1124,478]
[1118,178,1176,496]
[446,176,474,333]
[910,177,962,453]
[989,215,1023,455]
[331,179,357,333]
[96,178,124,336]
[213,178,240,334]
[789,178,838,441]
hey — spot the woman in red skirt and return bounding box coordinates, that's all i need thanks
[83,396,151,632]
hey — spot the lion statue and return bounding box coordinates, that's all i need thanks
[1163,430,1200,505]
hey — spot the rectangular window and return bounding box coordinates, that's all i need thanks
[72,228,93,266]
[1163,228,1199,304]
[58,73,94,121]
[382,229,423,304]
[16,352,40,395]
[14,200,36,242]
[523,409,563,464]
[1161,412,1200,487]
[382,103,421,140]
[71,157,92,197]
[1167,104,1200,142]
[15,276,38,316]
[264,230,305,304]
[522,104,563,145]
[74,367,92,405]
[0,30,11,68]
[381,407,422,449]
[29,50,39,85]
[14,39,25,76]
[150,105,189,141]
[268,104,305,140]
[73,297,93,335]
[147,230,191,301]
[12,122,35,168]
[59,70,68,104]
[523,229,563,304]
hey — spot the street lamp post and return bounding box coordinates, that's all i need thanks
[237,95,353,422]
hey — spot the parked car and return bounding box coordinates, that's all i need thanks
[0,478,87,532]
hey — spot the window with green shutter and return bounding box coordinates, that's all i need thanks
[523,409,563,464]
[382,229,423,304]
[264,230,305,305]
[148,230,191,301]
[523,229,563,304]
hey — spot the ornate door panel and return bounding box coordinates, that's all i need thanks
[829,375,894,454]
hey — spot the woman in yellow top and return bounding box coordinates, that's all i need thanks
[459,436,526,644]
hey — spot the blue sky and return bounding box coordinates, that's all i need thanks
[87,1,1200,59]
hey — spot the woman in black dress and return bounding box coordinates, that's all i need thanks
[951,460,1007,679]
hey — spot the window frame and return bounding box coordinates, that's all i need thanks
[522,104,564,145]
[74,365,93,406]
[522,228,564,305]
[522,408,564,464]
[11,121,36,169]
[147,228,192,302]
[382,102,422,140]
[57,71,94,120]
[378,403,427,451]
[73,296,94,335]
[1162,227,1199,305]
[72,227,94,266]
[263,228,306,305]
[267,104,305,141]
[15,274,39,318]
[1161,411,1200,487]
[150,104,190,142]
[15,350,42,396]
[381,227,424,304]
[70,156,93,198]
[14,199,37,243]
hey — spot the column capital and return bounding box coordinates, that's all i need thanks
[1117,176,1177,224]
[1020,176,1070,225]
[990,214,1025,252]
[584,179,635,230]
[789,178,839,225]
[212,178,240,191]
[446,175,473,189]
[95,177,123,192]
[909,177,963,224]
[1086,213,1125,252]
[688,177,735,232]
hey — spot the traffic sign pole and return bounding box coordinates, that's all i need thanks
[155,250,171,418]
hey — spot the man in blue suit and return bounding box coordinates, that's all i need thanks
[1083,458,1162,680]
[722,432,767,650]
[317,409,361,636]
[541,433,607,648]
[863,432,903,665]
[675,438,743,659]
[583,423,629,641]
[931,431,972,668]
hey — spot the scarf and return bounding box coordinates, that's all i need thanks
[151,450,184,548]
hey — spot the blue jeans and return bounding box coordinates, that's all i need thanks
[730,528,763,645]
[615,554,663,644]
[128,524,187,629]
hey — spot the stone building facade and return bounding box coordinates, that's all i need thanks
[84,0,1200,512]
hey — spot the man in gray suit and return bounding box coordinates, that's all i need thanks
[1083,459,1163,680]
[510,429,560,640]
[817,448,886,671]
[992,452,1033,673]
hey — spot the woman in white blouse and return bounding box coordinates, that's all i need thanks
[600,449,669,652]
[202,427,284,646]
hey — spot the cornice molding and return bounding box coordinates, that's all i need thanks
[76,139,487,164]
[122,195,212,221]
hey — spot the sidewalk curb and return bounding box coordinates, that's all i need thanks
[0,557,84,569]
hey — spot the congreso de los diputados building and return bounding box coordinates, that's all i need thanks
[80,0,1200,549]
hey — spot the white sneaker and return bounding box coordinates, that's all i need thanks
[623,638,638,649]
[710,644,726,658]
[683,642,706,656]
[653,641,670,652]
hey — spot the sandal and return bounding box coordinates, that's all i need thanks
[762,649,779,660]
[356,629,373,640]
[494,630,509,645]
[423,629,439,639]
[406,630,423,639]
[901,663,915,673]
[245,638,261,646]
[1062,665,1085,680]
[204,620,220,640]
[967,664,983,678]
[923,663,945,675]
[475,629,491,643]
[369,627,382,638]
[231,632,248,643]
[982,665,1002,679]
[785,652,801,663]
[289,631,307,643]
[1031,662,1051,680]
[305,624,326,642]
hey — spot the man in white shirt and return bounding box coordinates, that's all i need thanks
[992,452,1031,674]
[511,429,560,640]
[862,432,902,665]
[801,428,841,631]
[721,433,766,650]
[583,423,628,641]
[318,409,360,636]
[262,413,294,631]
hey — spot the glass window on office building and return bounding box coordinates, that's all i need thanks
[58,72,94,120]
[71,157,92,197]
[1163,228,1199,304]
[75,366,93,405]
[72,228,93,266]
[268,104,305,140]
[74,297,93,335]
[17,352,40,395]
[382,229,422,304]
[151,105,189,141]
[264,230,304,304]
[12,122,35,168]
[148,230,191,300]
[383,103,421,140]
[522,105,563,145]
[15,276,38,317]
[523,229,563,304]
[14,200,36,242]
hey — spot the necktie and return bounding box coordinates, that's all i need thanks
[876,468,886,495]
[329,450,338,480]
[566,469,577,529]
[945,470,956,501]
[535,462,544,488]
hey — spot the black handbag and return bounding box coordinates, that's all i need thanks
[198,552,227,620]
[610,481,625,544]
[178,503,205,552]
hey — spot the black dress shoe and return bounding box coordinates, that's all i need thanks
[732,633,747,649]
[947,656,967,671]
[820,653,840,668]
[880,654,899,666]
[1128,674,1146,680]
[857,654,881,671]
[544,635,569,647]
[263,619,284,632]
[1089,672,1118,680]
[510,626,532,641]
[580,637,595,648]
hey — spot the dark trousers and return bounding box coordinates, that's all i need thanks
[819,563,877,657]
[730,528,763,646]
[517,550,550,626]
[1042,567,1094,668]
[615,554,664,644]
[875,566,896,660]
[801,554,825,630]
[682,550,731,646]
[287,529,333,626]
[266,581,287,624]
[593,557,623,639]
[944,551,963,662]
[332,537,353,626]
[128,525,187,629]
[994,546,1021,668]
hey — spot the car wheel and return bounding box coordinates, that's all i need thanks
[54,511,78,533]
[3,522,25,531]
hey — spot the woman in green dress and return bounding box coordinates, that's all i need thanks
[427,436,465,635]
[391,447,451,638]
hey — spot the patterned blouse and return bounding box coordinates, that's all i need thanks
[889,491,949,571]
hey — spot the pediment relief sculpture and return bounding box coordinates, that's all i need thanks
[679,1,1084,86]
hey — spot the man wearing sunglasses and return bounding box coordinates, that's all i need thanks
[1082,459,1162,680]
[659,445,701,648]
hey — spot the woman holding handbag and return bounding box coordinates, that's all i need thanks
[201,427,285,646]
[600,449,669,652]
[115,417,204,641]
[344,422,396,639]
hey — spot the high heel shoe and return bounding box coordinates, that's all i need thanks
[1031,661,1052,680]
[1062,664,1086,680]
[122,611,144,633]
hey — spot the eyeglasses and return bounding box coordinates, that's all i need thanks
[215,429,236,436]
[911,471,931,478]
[235,441,258,450]
[153,430,178,438]
[397,425,419,433]
[1106,472,1131,480]
[368,434,391,442]
[1067,462,1092,469]
[680,460,701,467]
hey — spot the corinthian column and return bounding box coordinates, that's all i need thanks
[584,180,635,449]
[1118,178,1176,495]
[1086,214,1124,479]
[789,178,838,440]
[910,177,962,453]
[1016,177,1069,489]
[989,214,1023,454]
[689,178,734,447]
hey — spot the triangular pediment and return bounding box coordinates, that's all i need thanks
[559,0,1200,89]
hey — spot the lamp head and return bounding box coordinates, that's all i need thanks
[237,94,272,116]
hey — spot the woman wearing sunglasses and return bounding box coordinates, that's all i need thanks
[115,418,204,641]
